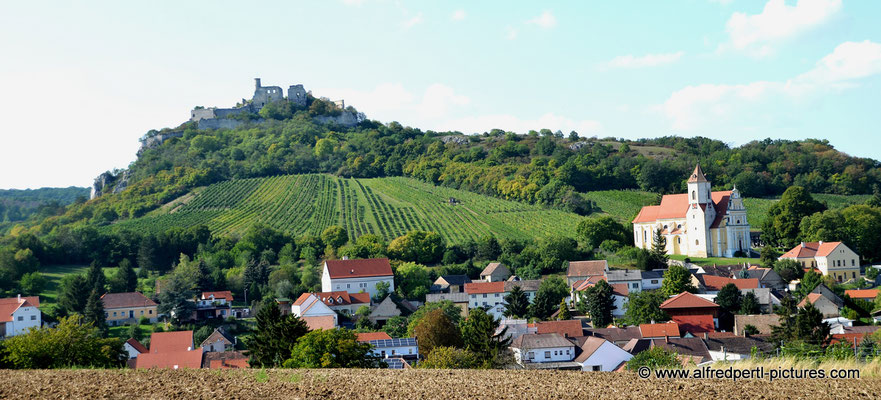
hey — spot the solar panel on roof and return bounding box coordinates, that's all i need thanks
[369,338,417,347]
[383,358,405,369]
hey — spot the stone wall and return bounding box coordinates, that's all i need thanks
[313,111,365,127]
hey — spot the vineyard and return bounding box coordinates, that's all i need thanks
[110,174,584,244]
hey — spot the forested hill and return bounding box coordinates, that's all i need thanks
[0,187,89,233]
[10,96,881,238]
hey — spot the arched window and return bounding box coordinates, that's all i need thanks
[677,237,681,244]
[695,239,699,245]
[692,191,696,200]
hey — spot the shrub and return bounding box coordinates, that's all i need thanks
[625,347,682,371]
[419,346,484,369]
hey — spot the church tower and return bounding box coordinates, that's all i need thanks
[685,164,713,258]
[687,164,711,205]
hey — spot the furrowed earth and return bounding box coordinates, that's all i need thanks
[0,369,876,399]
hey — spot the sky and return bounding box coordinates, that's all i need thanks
[1,0,880,189]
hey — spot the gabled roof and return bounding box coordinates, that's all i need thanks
[200,328,234,348]
[534,320,583,338]
[0,296,40,322]
[701,275,759,291]
[688,164,708,183]
[798,293,826,308]
[356,332,392,342]
[780,242,845,259]
[504,280,541,293]
[435,275,471,286]
[672,315,715,333]
[201,291,233,302]
[659,292,720,310]
[511,333,575,350]
[101,292,157,309]
[567,260,608,278]
[845,289,878,300]
[586,326,642,344]
[369,296,402,319]
[203,351,249,369]
[480,262,511,277]
[135,349,203,369]
[125,338,148,354]
[632,191,732,226]
[639,322,681,338]
[325,258,393,279]
[734,314,780,335]
[574,276,607,291]
[313,291,371,307]
[610,283,629,297]
[465,281,505,294]
[651,337,711,363]
[0,296,40,307]
[149,331,195,353]
[705,336,775,355]
[574,336,609,363]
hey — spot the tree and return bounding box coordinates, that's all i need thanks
[247,300,309,367]
[503,285,529,319]
[114,258,138,293]
[760,246,779,268]
[373,281,391,303]
[19,272,46,296]
[127,322,143,341]
[771,294,799,344]
[576,216,630,249]
[83,289,107,335]
[314,137,337,157]
[320,226,349,250]
[740,291,761,315]
[660,265,696,296]
[382,316,408,338]
[413,309,462,356]
[715,283,742,313]
[419,346,482,369]
[798,270,823,299]
[394,262,432,301]
[761,186,825,248]
[339,234,388,260]
[284,328,376,368]
[137,235,160,271]
[650,228,668,266]
[743,324,760,336]
[406,301,463,337]
[624,290,670,325]
[86,261,106,293]
[528,276,569,320]
[387,231,446,264]
[557,300,571,320]
[625,346,682,371]
[58,274,90,316]
[579,279,615,327]
[0,315,126,369]
[794,303,830,346]
[460,308,510,365]
[157,272,197,325]
[773,259,804,282]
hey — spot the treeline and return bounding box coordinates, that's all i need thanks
[0,187,89,232]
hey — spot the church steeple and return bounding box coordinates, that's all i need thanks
[687,164,711,205]
[688,164,708,183]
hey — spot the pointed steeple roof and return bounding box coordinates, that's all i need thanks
[687,164,708,183]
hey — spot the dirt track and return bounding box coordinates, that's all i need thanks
[0,369,877,399]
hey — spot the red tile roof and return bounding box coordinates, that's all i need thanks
[567,260,607,278]
[314,291,371,307]
[325,258,392,279]
[201,291,233,302]
[135,350,203,369]
[293,292,313,306]
[672,315,715,333]
[0,296,40,322]
[632,191,732,228]
[149,331,194,353]
[780,242,843,259]
[303,315,337,330]
[356,332,393,342]
[702,275,760,291]
[125,338,148,354]
[610,283,629,297]
[101,292,157,309]
[535,320,583,338]
[574,276,607,291]
[464,281,506,294]
[204,351,249,369]
[798,293,824,308]
[845,289,878,300]
[659,292,720,310]
[639,322,681,338]
[0,296,40,307]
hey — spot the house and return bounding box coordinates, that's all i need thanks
[292,293,338,330]
[465,282,506,318]
[705,336,775,361]
[632,165,752,258]
[356,332,392,342]
[431,275,471,293]
[0,295,40,337]
[424,292,469,316]
[203,351,249,369]
[636,337,713,364]
[739,266,786,290]
[200,328,234,352]
[511,333,577,366]
[497,319,530,341]
[567,260,608,286]
[799,293,843,318]
[135,331,202,369]
[610,284,629,318]
[606,270,643,293]
[368,296,402,326]
[532,320,584,338]
[844,289,878,303]
[195,291,233,320]
[321,258,394,297]
[733,314,780,336]
[641,270,665,290]
[585,326,643,346]
[739,288,782,313]
[659,292,720,333]
[275,298,292,315]
[699,275,759,294]
[480,262,512,282]
[779,241,860,283]
[310,291,371,316]
[574,336,633,371]
[504,280,540,301]
[639,322,681,339]
[367,337,419,360]
[124,338,148,359]
[100,292,158,326]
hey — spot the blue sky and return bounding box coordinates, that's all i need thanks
[1,0,880,189]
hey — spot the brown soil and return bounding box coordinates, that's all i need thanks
[0,369,876,399]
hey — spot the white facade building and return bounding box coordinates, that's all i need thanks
[511,333,576,365]
[0,296,41,337]
[575,337,633,371]
[321,258,394,298]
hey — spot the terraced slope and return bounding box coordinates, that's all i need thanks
[110,174,584,244]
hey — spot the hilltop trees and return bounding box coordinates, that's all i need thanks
[388,231,445,264]
[624,290,670,325]
[576,216,630,249]
[761,186,825,248]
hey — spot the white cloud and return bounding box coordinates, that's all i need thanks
[402,13,423,29]
[527,11,557,29]
[604,52,684,69]
[722,0,842,56]
[505,26,518,40]
[438,113,601,135]
[451,9,466,21]
[662,40,881,131]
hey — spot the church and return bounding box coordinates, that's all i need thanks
[632,165,751,258]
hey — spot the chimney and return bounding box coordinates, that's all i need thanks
[819,241,823,245]
[17,294,21,303]
[800,242,805,248]
[664,335,669,344]
[703,332,708,340]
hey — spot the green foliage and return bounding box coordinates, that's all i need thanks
[381,316,408,339]
[19,271,47,296]
[625,346,682,371]
[624,290,670,325]
[503,285,529,319]
[388,231,445,264]
[795,303,831,346]
[83,289,107,334]
[406,301,463,337]
[578,279,615,327]
[57,274,90,316]
[557,300,571,320]
[660,265,696,296]
[247,299,309,368]
[283,328,376,368]
[460,308,510,365]
[528,276,569,320]
[419,346,483,369]
[576,216,631,249]
[801,205,881,263]
[0,315,126,369]
[759,246,779,268]
[320,225,348,250]
[743,324,760,336]
[394,262,432,301]
[715,283,742,312]
[798,271,823,299]
[761,186,825,248]
[740,291,761,315]
[413,308,463,357]
[773,259,804,283]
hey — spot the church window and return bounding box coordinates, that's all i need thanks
[677,237,681,244]
[695,240,699,245]
[663,225,668,230]
[692,191,696,200]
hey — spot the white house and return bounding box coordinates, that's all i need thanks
[322,258,394,298]
[124,338,148,359]
[575,336,633,371]
[0,295,41,337]
[292,293,338,330]
[309,291,371,316]
[367,337,419,360]
[610,284,629,318]
[641,270,665,290]
[464,280,540,319]
[200,328,235,352]
[511,333,576,365]
[606,270,642,293]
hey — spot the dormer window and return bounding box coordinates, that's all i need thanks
[328,298,334,304]
[337,296,343,303]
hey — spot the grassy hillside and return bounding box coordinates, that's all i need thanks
[108,174,585,244]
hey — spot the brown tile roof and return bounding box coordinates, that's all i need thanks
[535,320,584,338]
[135,350,203,369]
[101,292,157,309]
[325,258,392,279]
[705,336,775,355]
[303,315,336,330]
[356,332,392,342]
[465,281,505,295]
[505,280,541,292]
[149,331,194,353]
[200,329,233,348]
[780,242,844,259]
[201,291,233,301]
[734,314,780,335]
[672,315,715,333]
[632,191,732,227]
[639,322,681,338]
[651,337,711,363]
[687,164,708,183]
[125,338,148,354]
[845,289,878,300]
[511,333,575,350]
[480,262,510,277]
[798,293,825,308]
[0,296,40,322]
[567,261,607,278]
[610,283,629,297]
[313,291,371,307]
[204,351,249,369]
[659,292,720,310]
[702,275,759,291]
[574,336,608,363]
[574,276,607,291]
[293,292,312,306]
[585,326,642,344]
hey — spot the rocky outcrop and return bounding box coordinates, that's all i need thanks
[313,111,365,127]
[90,170,130,199]
[139,131,184,154]
[440,135,469,145]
